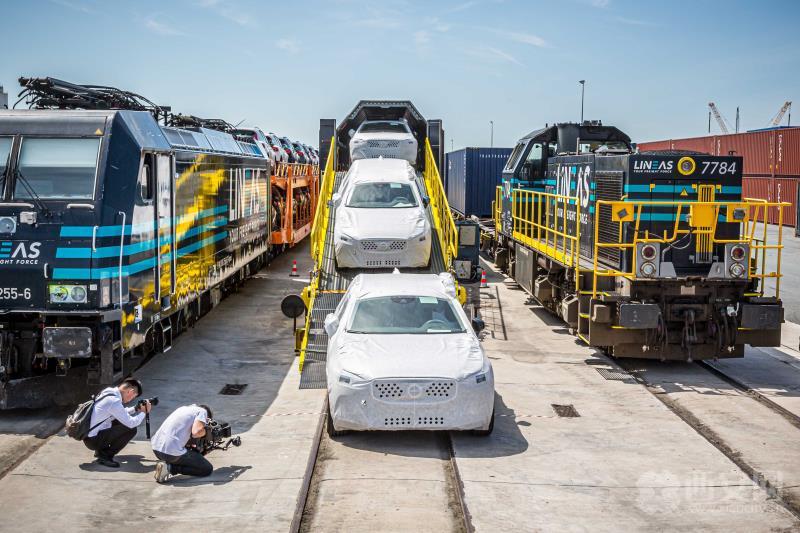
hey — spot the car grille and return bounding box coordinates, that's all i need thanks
[367,140,401,148]
[362,240,407,252]
[373,380,456,402]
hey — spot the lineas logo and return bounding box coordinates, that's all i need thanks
[0,241,42,260]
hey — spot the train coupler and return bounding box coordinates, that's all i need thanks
[681,310,698,362]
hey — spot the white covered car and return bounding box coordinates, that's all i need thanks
[349,120,418,165]
[324,272,495,435]
[333,158,431,269]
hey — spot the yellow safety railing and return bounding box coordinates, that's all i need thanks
[423,138,458,270]
[310,137,336,270]
[510,189,582,290]
[494,186,502,230]
[591,198,789,298]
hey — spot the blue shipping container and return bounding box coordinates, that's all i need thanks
[445,147,512,217]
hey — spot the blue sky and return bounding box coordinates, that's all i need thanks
[1,0,798,150]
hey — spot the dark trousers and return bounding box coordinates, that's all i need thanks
[83,420,137,460]
[154,449,213,477]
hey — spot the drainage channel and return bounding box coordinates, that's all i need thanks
[613,358,800,521]
[292,399,472,533]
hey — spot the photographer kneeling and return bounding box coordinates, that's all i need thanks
[83,378,151,468]
[151,404,214,483]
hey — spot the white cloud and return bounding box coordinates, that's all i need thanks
[504,30,548,48]
[588,0,610,7]
[276,38,300,54]
[466,45,522,66]
[426,17,451,32]
[50,0,93,13]
[613,16,654,26]
[447,1,479,13]
[195,0,254,26]
[144,18,186,37]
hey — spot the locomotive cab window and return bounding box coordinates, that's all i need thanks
[520,143,544,181]
[14,137,101,199]
[0,137,12,190]
[138,154,155,203]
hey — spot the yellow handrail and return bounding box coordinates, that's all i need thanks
[423,138,458,270]
[510,189,582,291]
[590,198,789,298]
[310,137,336,270]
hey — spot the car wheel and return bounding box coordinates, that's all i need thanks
[326,401,348,438]
[473,407,495,436]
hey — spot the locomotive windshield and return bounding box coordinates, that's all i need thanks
[14,137,101,199]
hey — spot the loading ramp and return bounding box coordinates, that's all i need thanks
[298,137,458,389]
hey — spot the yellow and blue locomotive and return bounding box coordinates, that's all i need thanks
[491,121,786,361]
[0,78,271,407]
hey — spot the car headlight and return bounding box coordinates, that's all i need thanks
[338,232,355,243]
[337,368,367,386]
[50,284,88,304]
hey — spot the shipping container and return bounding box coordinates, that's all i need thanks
[742,176,798,226]
[446,147,512,217]
[638,126,800,178]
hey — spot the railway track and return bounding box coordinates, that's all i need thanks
[291,397,474,533]
[615,354,800,520]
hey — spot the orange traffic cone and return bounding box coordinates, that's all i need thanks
[480,269,488,288]
[290,260,299,277]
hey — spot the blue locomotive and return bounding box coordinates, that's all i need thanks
[0,78,272,408]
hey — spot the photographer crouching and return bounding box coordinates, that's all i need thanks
[81,378,152,468]
[151,404,214,483]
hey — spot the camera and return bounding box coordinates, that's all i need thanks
[137,396,159,410]
[193,418,242,455]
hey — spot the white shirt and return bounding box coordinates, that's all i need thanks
[87,387,145,438]
[151,404,208,457]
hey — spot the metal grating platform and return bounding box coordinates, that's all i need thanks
[299,292,343,389]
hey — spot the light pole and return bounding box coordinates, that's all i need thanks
[579,80,585,123]
[489,120,494,148]
[450,138,454,152]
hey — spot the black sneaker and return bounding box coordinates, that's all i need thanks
[95,457,120,468]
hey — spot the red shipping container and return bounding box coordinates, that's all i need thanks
[715,131,774,176]
[637,140,671,151]
[775,129,800,176]
[774,177,798,227]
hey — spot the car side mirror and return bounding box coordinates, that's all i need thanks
[422,195,430,208]
[348,129,356,138]
[329,192,342,207]
[471,317,485,333]
[324,314,340,336]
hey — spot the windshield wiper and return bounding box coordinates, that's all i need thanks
[14,168,51,216]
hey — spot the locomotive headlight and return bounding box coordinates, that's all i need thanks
[677,156,696,176]
[729,262,746,278]
[640,262,657,278]
[50,285,69,303]
[730,245,747,262]
[70,286,88,303]
[641,244,658,261]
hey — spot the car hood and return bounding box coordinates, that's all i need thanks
[352,131,415,142]
[333,333,486,380]
[335,206,428,240]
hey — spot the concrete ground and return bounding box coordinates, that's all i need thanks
[0,242,326,532]
[0,241,799,531]
[449,261,799,532]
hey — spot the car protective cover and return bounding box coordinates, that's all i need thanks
[326,273,494,431]
[333,159,431,267]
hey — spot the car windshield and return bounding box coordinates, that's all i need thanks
[358,122,409,134]
[348,296,465,334]
[15,137,101,199]
[347,182,418,208]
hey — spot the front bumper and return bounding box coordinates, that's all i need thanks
[329,375,495,432]
[335,236,431,268]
